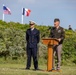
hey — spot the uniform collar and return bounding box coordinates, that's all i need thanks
[31,28,34,31]
[56,26,60,30]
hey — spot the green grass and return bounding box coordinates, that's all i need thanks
[0,63,76,75]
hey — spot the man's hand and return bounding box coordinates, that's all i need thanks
[58,38,61,42]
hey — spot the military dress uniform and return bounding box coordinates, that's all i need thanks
[49,26,65,70]
[26,27,40,70]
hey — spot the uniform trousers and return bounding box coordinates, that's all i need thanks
[53,44,62,69]
[26,47,38,69]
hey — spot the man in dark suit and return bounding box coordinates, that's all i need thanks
[68,25,72,30]
[49,18,65,71]
[26,21,40,70]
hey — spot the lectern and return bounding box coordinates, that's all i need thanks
[42,38,58,71]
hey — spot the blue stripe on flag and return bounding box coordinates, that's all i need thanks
[22,8,25,15]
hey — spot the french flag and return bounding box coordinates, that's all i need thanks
[22,8,31,16]
[3,5,11,15]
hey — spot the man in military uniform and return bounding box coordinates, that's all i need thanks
[26,21,40,70]
[49,18,65,71]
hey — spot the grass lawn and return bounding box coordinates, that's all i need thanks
[0,63,76,75]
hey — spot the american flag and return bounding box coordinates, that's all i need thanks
[3,5,11,15]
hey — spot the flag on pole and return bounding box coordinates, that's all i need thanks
[22,8,31,16]
[3,5,11,15]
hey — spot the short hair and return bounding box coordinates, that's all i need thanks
[54,18,60,22]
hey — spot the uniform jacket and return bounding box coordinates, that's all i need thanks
[49,26,65,44]
[26,28,40,48]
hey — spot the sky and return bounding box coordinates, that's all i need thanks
[0,0,76,30]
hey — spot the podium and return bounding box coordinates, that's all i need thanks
[42,38,58,71]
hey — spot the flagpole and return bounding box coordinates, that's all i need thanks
[3,4,4,21]
[3,13,4,21]
[21,8,23,24]
[22,15,23,24]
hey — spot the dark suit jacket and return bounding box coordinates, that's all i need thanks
[26,28,40,48]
